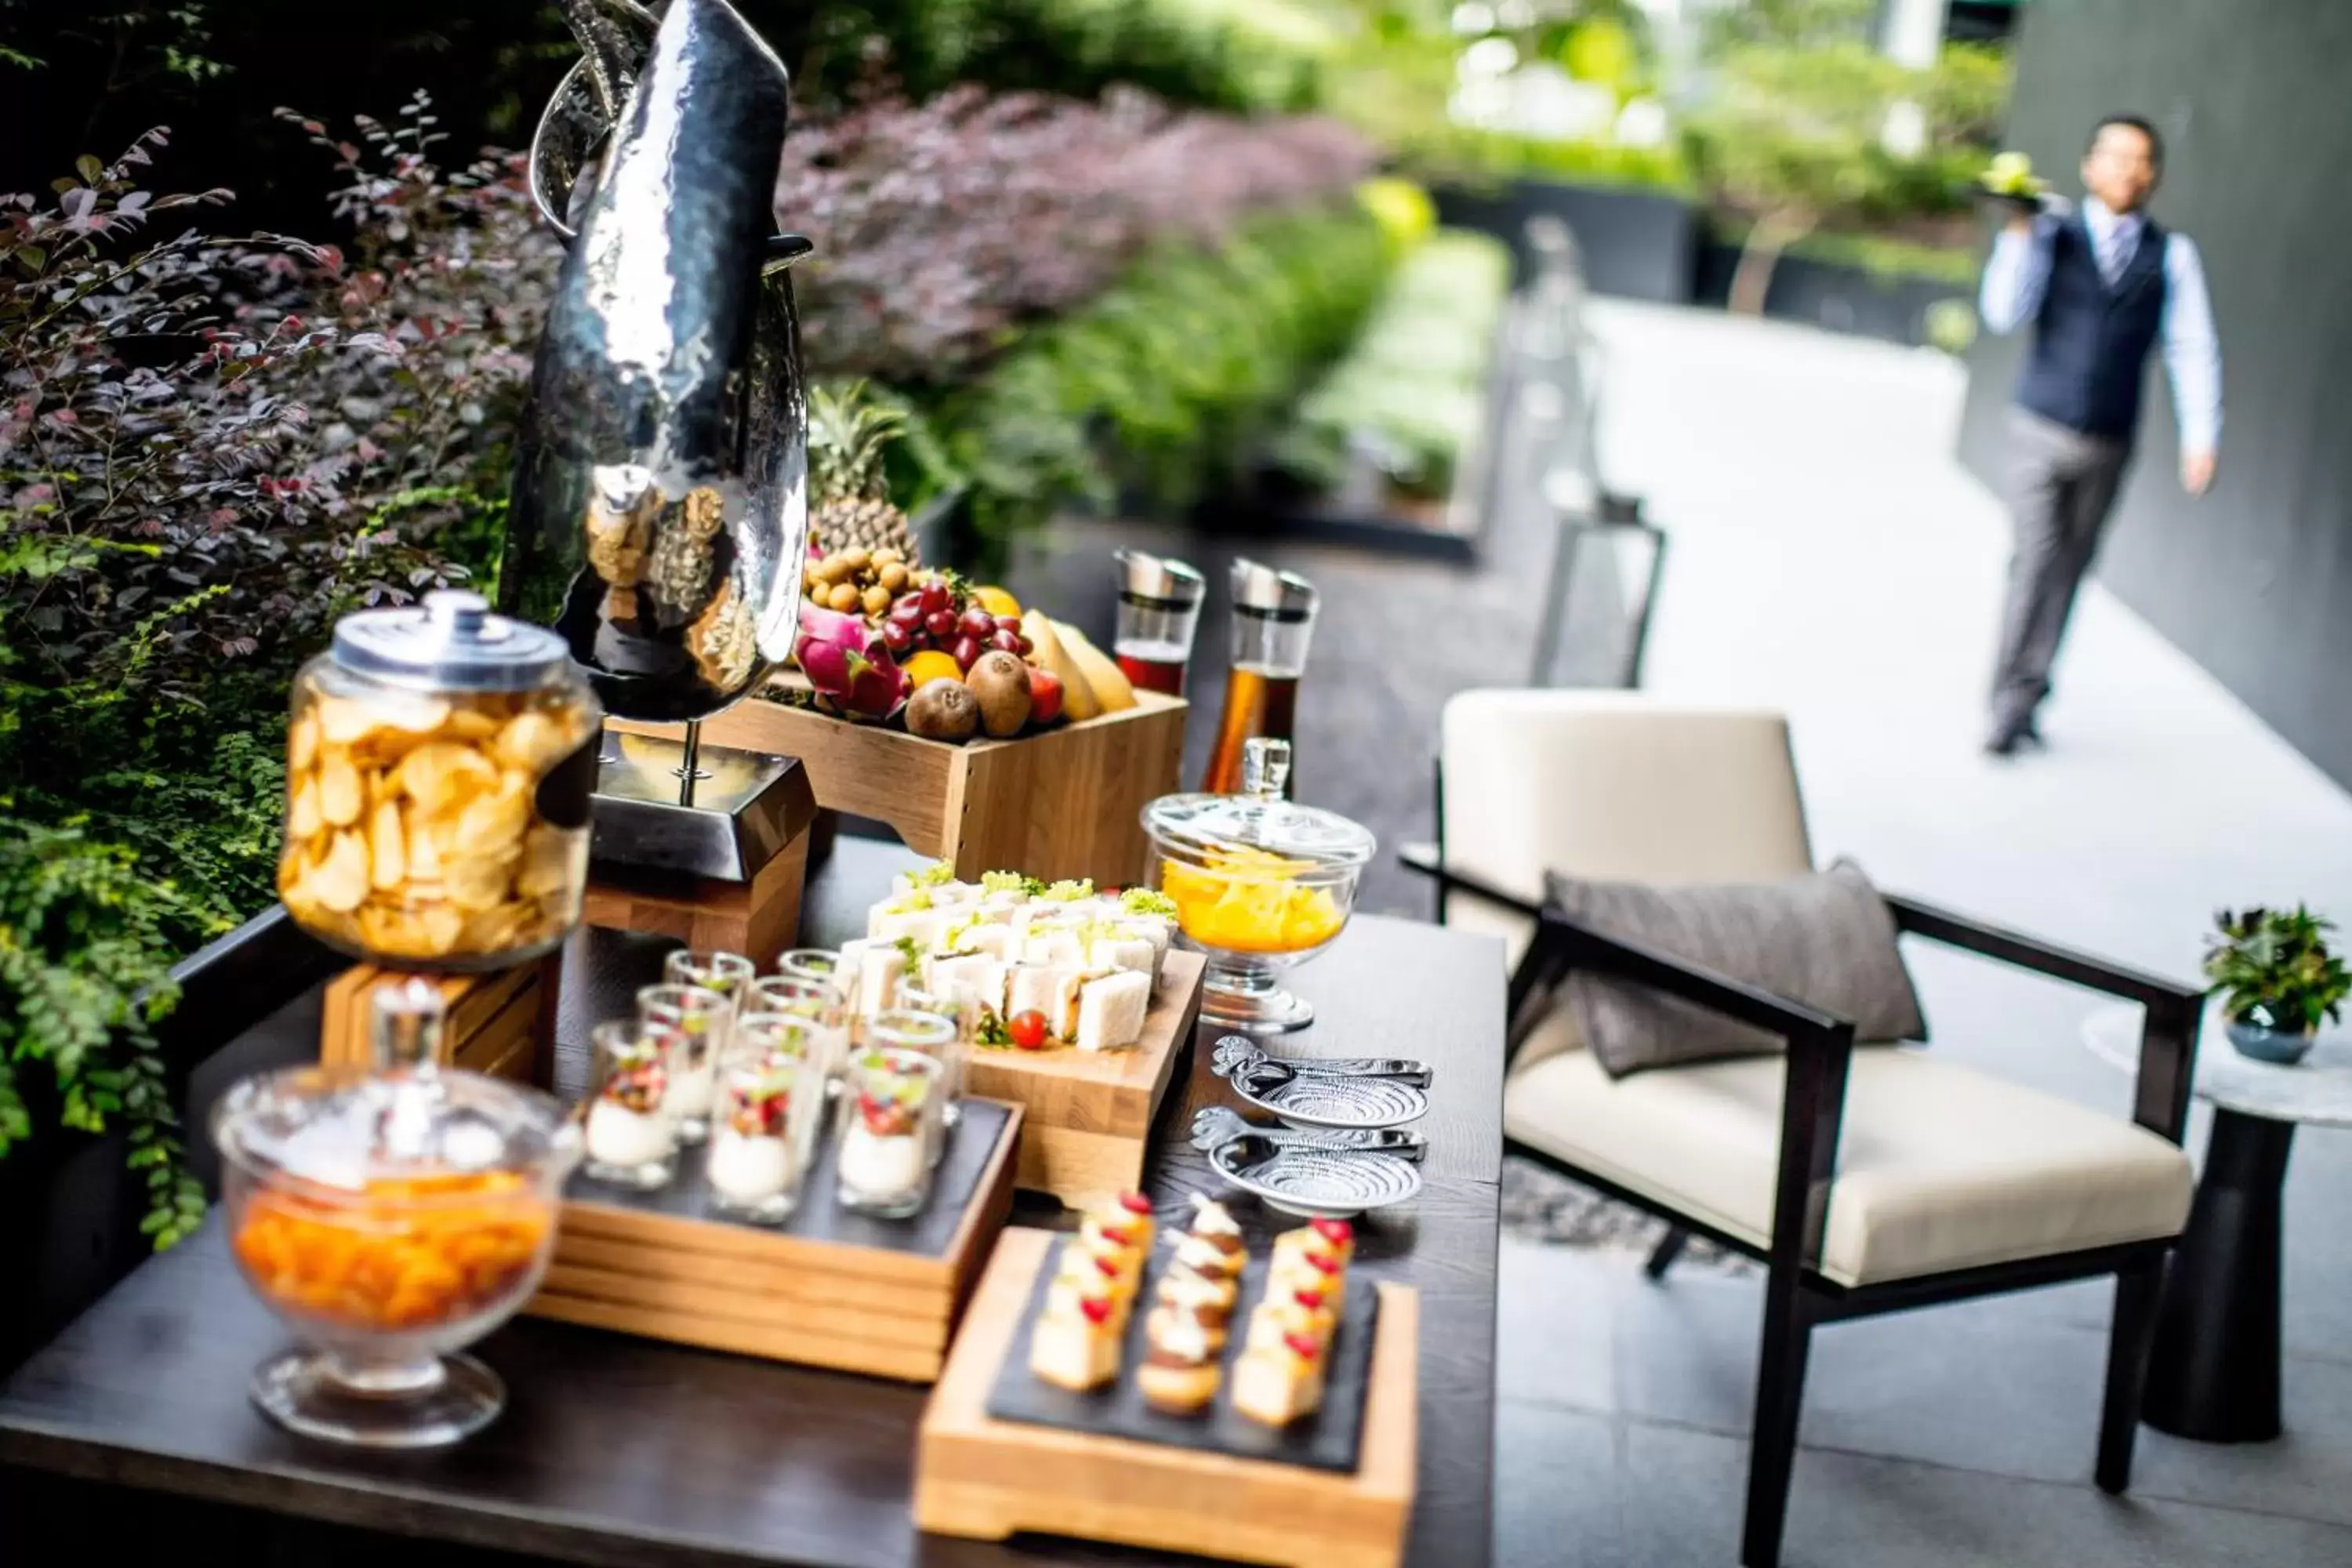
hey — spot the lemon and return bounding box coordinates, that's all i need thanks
[971,585,1022,619]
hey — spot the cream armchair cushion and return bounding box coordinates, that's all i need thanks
[1504,1046,2193,1287]
[1440,692,1813,966]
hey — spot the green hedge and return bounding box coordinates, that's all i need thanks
[906,201,1396,560]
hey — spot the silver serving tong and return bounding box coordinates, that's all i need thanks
[1190,1106,1428,1163]
[1210,1036,1435,1090]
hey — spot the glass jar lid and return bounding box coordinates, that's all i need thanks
[1141,746,1376,869]
[212,981,574,1193]
[330,589,572,692]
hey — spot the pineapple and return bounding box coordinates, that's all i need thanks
[808,379,918,568]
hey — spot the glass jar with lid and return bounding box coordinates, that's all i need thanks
[278,590,601,969]
[1142,738,1376,1032]
[212,979,579,1446]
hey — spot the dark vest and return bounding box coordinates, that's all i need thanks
[2016,211,2168,441]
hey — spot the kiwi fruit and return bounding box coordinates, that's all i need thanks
[906,678,980,742]
[965,650,1033,738]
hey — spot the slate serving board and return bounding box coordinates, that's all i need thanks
[982,1243,1379,1472]
[562,1098,1012,1258]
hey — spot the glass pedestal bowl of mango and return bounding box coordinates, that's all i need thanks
[1142,783,1375,1033]
[212,1004,578,1449]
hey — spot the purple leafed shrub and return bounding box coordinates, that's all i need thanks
[782,85,1377,384]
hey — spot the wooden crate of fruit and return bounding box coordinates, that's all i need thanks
[623,688,1185,890]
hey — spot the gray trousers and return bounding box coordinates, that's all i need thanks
[1991,408,2132,720]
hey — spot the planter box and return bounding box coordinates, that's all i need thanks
[618,690,1189,889]
[1435,178,1697,303]
[4,907,340,1372]
[1692,238,1970,347]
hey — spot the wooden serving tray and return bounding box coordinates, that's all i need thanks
[959,949,1206,1210]
[612,688,1188,887]
[316,961,1018,1383]
[916,1228,1418,1568]
[525,1098,1022,1383]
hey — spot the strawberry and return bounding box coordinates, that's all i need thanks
[1312,1218,1353,1245]
[1283,1332,1322,1360]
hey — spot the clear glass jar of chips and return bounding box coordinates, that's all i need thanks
[278,591,600,969]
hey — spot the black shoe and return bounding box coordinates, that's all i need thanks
[1984,713,2036,757]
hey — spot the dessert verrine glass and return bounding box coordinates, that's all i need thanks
[663,949,756,1008]
[705,1015,824,1223]
[884,995,965,1136]
[837,1047,941,1218]
[1142,738,1374,1033]
[636,982,731,1143]
[776,948,844,989]
[746,973,848,1089]
[212,979,577,1448]
[583,1018,680,1188]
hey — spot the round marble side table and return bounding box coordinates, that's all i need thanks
[2083,1000,2352,1443]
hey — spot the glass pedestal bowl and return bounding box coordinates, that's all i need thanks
[212,1053,577,1448]
[1142,756,1376,1033]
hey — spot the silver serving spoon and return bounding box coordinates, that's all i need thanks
[1210,1036,1435,1089]
[1190,1106,1428,1163]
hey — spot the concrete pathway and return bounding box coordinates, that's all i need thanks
[1491,300,2352,1566]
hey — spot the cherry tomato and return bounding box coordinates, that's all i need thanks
[1008,1009,1049,1050]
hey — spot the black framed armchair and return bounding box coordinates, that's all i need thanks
[1411,691,2202,1568]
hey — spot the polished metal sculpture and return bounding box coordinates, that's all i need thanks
[500,0,810,724]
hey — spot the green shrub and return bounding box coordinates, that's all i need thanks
[1272,229,1515,501]
[906,201,1394,562]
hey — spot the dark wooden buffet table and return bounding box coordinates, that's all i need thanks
[0,837,1507,1567]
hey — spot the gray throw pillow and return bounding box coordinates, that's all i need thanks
[1541,858,1926,1078]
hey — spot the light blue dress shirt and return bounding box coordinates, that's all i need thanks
[1979,196,2223,455]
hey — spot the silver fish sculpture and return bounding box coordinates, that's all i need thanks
[499,0,810,724]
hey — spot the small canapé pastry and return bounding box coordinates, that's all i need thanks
[1152,1269,1237,1350]
[1073,969,1150,1052]
[1029,1290,1123,1392]
[1175,1193,1248,1278]
[1244,1284,1337,1352]
[1157,1257,1239,1313]
[1232,1332,1326,1426]
[1079,1197,1152,1268]
[1274,1217,1356,1269]
[1136,1308,1222,1415]
[1051,1237,1139,1323]
[1270,1241,1347,1314]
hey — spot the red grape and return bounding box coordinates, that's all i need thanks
[949,635,981,670]
[1015,636,1033,656]
[924,609,957,640]
[989,628,1022,654]
[958,607,996,641]
[918,580,951,616]
[996,615,1022,635]
[880,621,913,653]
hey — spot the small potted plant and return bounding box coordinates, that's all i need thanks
[2203,906,2351,1065]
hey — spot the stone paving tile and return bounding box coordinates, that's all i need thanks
[1495,1401,1624,1568]
[1617,1420,2352,1568]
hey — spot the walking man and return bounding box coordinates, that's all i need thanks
[1979,113,2222,756]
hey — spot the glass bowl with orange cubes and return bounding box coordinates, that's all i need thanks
[1142,739,1376,1033]
[211,979,579,1448]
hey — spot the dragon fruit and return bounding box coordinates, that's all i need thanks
[797,602,911,721]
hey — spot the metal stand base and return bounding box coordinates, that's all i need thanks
[2143,1107,2294,1443]
[589,722,815,882]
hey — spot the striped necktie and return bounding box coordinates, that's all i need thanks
[2093,216,2140,287]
